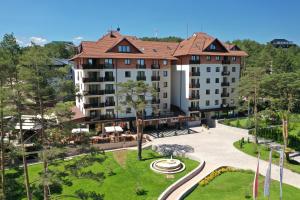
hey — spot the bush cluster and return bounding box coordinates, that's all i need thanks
[199,167,236,186]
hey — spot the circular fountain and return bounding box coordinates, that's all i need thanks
[150,156,185,174]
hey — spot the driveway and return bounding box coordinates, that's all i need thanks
[151,122,300,189]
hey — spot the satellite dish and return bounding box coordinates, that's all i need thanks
[117,26,120,32]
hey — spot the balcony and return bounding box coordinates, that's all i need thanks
[104,101,115,107]
[190,71,200,76]
[189,83,200,88]
[189,94,200,100]
[104,89,115,94]
[151,76,160,81]
[136,64,146,69]
[151,64,160,69]
[100,63,114,69]
[104,76,115,82]
[84,103,105,109]
[222,60,231,65]
[151,99,160,104]
[221,71,230,76]
[221,82,230,87]
[82,77,104,83]
[189,106,200,112]
[137,76,146,81]
[221,93,230,97]
[82,64,103,69]
[154,88,160,92]
[83,90,105,96]
[189,60,200,64]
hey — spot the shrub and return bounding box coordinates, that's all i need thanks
[135,185,147,196]
[199,167,236,186]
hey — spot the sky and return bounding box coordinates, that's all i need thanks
[1,0,300,46]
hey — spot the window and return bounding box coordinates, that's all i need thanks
[126,107,131,114]
[232,67,236,72]
[163,71,168,77]
[118,45,130,52]
[105,58,113,64]
[163,103,168,109]
[215,78,219,83]
[164,82,168,87]
[137,59,145,65]
[216,67,220,72]
[232,56,237,61]
[216,56,221,61]
[206,55,211,61]
[163,92,168,98]
[215,89,219,94]
[125,71,131,78]
[210,44,216,50]
[231,88,235,93]
[191,55,200,61]
[206,90,210,95]
[88,58,93,65]
[206,78,210,84]
[206,67,211,72]
[125,59,131,65]
[230,99,235,104]
[232,77,236,83]
[206,100,210,106]
[215,100,219,105]
[163,60,168,65]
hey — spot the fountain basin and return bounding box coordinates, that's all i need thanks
[150,158,185,174]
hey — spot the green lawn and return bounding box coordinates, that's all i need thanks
[5,149,199,200]
[234,141,300,174]
[185,171,300,200]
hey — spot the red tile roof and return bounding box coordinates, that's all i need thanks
[71,31,247,60]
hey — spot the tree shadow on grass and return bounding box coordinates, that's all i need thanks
[5,168,26,199]
[141,152,164,161]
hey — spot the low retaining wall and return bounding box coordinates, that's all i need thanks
[92,140,138,150]
[158,160,205,200]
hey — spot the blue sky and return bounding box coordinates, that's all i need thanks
[1,0,299,46]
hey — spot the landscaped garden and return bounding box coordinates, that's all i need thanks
[5,149,199,200]
[234,140,300,174]
[185,170,300,200]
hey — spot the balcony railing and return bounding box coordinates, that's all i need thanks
[84,103,105,109]
[136,64,146,69]
[189,60,200,64]
[222,60,231,64]
[221,82,230,87]
[104,89,115,94]
[137,76,146,81]
[189,94,200,100]
[83,90,105,95]
[104,76,115,82]
[151,99,160,104]
[189,106,200,111]
[190,71,200,76]
[151,64,160,69]
[189,83,200,88]
[221,93,230,97]
[104,101,115,107]
[90,114,116,121]
[221,103,230,108]
[100,63,114,69]
[82,77,104,83]
[82,64,103,69]
[154,88,160,92]
[151,76,160,81]
[221,71,230,76]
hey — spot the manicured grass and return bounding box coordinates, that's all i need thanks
[185,171,300,200]
[228,118,251,129]
[234,141,300,174]
[5,149,199,200]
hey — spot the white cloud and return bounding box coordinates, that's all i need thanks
[73,36,83,40]
[30,36,48,46]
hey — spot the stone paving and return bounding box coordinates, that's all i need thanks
[151,122,300,199]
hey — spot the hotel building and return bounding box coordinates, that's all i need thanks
[71,31,247,130]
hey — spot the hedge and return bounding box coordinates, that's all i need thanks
[249,127,300,151]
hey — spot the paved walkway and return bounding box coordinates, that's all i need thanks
[151,122,300,199]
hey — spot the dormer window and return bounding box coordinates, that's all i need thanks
[118,45,130,53]
[210,44,216,50]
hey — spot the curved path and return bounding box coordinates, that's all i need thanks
[152,122,300,200]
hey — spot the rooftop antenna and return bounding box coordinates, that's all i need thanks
[186,24,189,38]
[117,24,120,32]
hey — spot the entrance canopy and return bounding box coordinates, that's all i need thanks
[104,126,123,133]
